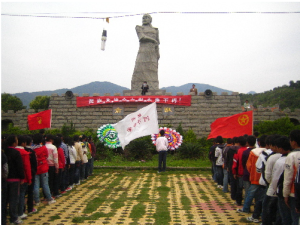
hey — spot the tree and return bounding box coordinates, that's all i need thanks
[1,93,26,112]
[29,96,50,112]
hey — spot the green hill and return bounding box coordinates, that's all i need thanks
[239,80,300,111]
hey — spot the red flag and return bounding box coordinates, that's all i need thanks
[207,111,253,139]
[27,109,52,130]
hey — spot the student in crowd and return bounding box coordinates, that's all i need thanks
[209,140,218,182]
[53,136,65,197]
[66,136,77,189]
[245,135,267,222]
[15,135,32,221]
[32,133,56,205]
[24,135,38,214]
[45,134,59,197]
[262,136,291,225]
[283,130,300,225]
[2,145,8,225]
[222,138,233,193]
[226,137,239,202]
[232,136,248,206]
[214,136,225,188]
[4,135,25,225]
[237,135,256,213]
[74,135,84,185]
[57,134,71,192]
[88,136,96,176]
[80,135,88,180]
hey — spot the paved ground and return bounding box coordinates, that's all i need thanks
[20,170,254,225]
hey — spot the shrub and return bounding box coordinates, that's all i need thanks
[176,142,208,160]
[254,117,300,136]
[123,136,155,161]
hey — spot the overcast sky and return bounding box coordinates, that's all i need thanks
[2,1,300,95]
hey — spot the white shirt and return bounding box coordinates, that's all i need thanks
[267,155,287,197]
[155,136,168,152]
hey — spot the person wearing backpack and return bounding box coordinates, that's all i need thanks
[268,136,292,224]
[214,136,225,188]
[283,130,300,225]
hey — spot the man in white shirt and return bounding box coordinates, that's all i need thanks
[156,130,169,173]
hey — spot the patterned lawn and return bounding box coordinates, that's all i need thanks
[21,169,253,225]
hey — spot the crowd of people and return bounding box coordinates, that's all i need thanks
[209,130,300,225]
[1,132,96,225]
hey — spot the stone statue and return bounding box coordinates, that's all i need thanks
[131,14,160,92]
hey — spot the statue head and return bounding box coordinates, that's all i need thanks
[142,14,152,26]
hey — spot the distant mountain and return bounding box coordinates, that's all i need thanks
[13,81,130,107]
[10,81,233,108]
[247,91,256,94]
[161,83,232,95]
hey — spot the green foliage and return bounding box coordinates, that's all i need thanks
[1,93,26,112]
[254,117,300,136]
[176,123,185,136]
[61,122,77,137]
[2,123,34,135]
[176,142,208,160]
[183,128,197,143]
[95,141,122,161]
[29,95,50,112]
[239,80,300,111]
[124,136,156,161]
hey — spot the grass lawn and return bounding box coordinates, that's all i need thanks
[93,154,211,168]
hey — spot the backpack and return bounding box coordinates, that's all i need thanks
[261,151,276,186]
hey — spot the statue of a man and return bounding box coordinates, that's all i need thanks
[131,14,160,92]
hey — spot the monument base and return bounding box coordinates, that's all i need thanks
[123,90,167,96]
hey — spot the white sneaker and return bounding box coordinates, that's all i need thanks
[48,199,56,205]
[10,219,23,224]
[19,213,27,219]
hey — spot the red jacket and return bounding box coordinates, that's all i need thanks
[33,145,49,175]
[15,147,32,183]
[58,147,66,169]
[232,146,248,176]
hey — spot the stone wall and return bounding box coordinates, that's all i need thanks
[2,92,300,137]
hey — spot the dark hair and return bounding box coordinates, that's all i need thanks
[269,135,281,146]
[258,135,267,147]
[73,135,80,142]
[277,136,292,152]
[33,133,43,145]
[6,135,17,147]
[25,135,33,145]
[39,129,45,134]
[227,138,233,144]
[46,134,55,142]
[80,135,87,141]
[53,136,62,149]
[65,137,74,146]
[238,136,247,146]
[17,135,27,145]
[247,135,256,146]
[159,130,165,136]
[290,130,300,146]
[215,136,223,144]
[232,137,238,145]
[254,131,259,137]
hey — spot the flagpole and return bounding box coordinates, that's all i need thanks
[252,109,254,135]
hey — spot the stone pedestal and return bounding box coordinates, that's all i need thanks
[123,89,166,96]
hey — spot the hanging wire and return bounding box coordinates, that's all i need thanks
[1,11,300,20]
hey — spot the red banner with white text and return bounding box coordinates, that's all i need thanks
[76,95,191,107]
